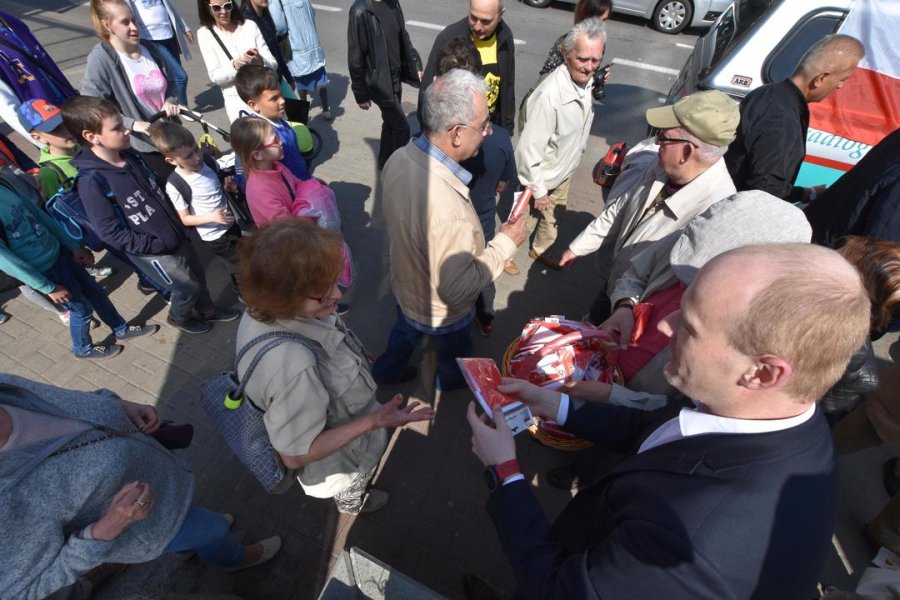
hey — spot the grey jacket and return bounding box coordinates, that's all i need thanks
[0,375,194,600]
[81,41,176,153]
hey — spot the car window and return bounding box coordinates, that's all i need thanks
[763,13,843,83]
[709,0,775,69]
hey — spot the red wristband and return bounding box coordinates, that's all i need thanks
[493,459,521,480]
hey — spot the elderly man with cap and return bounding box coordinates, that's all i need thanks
[466,239,870,599]
[559,89,739,324]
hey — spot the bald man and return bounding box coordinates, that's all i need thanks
[725,34,865,203]
[468,243,870,598]
[418,0,516,134]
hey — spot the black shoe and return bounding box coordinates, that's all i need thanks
[75,344,123,359]
[200,308,241,322]
[462,573,500,600]
[167,316,212,334]
[137,281,156,295]
[116,324,160,341]
[374,366,418,385]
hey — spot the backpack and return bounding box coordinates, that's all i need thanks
[166,155,255,231]
[44,169,116,252]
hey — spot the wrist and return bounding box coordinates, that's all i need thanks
[613,298,635,311]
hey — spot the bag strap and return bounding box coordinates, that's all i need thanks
[279,172,293,196]
[167,170,193,209]
[234,330,320,401]
[43,161,70,190]
[207,26,233,61]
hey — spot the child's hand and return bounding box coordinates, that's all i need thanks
[48,285,72,304]
[72,247,95,267]
[223,175,238,194]
[211,208,235,225]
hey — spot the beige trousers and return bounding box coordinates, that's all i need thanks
[526,178,572,256]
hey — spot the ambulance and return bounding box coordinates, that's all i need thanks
[664,0,899,187]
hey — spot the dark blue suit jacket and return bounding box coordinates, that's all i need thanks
[487,399,838,599]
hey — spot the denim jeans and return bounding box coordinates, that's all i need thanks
[163,506,243,567]
[105,246,168,298]
[147,37,189,106]
[41,252,127,355]
[127,241,215,324]
[372,305,473,390]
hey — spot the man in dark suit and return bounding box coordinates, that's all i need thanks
[467,243,871,599]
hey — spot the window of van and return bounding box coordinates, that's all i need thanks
[763,13,844,83]
[710,0,774,66]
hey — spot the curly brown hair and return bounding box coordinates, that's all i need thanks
[237,220,343,323]
[838,235,900,331]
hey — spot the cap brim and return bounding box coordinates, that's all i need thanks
[33,113,64,133]
[645,105,681,130]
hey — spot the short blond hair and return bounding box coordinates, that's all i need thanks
[726,244,870,402]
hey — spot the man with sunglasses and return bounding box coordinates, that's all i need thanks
[559,90,739,325]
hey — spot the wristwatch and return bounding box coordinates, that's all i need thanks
[483,459,522,491]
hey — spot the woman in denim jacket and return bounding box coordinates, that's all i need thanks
[269,0,331,119]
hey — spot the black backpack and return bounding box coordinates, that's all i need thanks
[166,155,255,231]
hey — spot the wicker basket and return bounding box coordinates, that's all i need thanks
[502,337,594,452]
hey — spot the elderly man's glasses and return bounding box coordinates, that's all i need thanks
[209,2,233,12]
[453,120,493,136]
[656,132,697,147]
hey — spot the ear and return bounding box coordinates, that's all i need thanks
[810,72,829,90]
[680,143,693,163]
[29,131,44,144]
[81,129,98,147]
[739,355,792,391]
[246,98,259,111]
[164,156,177,166]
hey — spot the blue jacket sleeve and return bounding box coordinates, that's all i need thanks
[561,398,654,454]
[78,175,164,255]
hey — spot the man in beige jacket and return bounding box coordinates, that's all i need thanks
[558,90,739,324]
[372,69,526,390]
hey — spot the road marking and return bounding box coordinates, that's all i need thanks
[675,43,694,49]
[612,58,679,77]
[658,96,667,103]
[407,20,525,44]
[312,3,342,11]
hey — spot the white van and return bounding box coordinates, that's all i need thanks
[665,0,897,187]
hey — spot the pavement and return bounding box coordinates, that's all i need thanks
[1,1,899,598]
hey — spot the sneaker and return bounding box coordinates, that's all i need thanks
[336,303,351,316]
[321,109,332,121]
[75,344,123,359]
[200,307,241,322]
[167,316,211,334]
[116,324,160,341]
[476,318,493,337]
[86,266,113,278]
[0,311,9,325]
[223,535,282,573]
[136,281,156,295]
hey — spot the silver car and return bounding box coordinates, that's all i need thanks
[520,0,733,34]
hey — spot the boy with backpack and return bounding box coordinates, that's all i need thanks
[62,95,239,334]
[0,160,158,358]
[149,121,241,292]
[235,64,310,181]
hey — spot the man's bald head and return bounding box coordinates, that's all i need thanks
[792,34,865,102]
[469,0,504,40]
[708,244,870,403]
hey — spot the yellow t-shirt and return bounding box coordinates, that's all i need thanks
[473,34,500,115]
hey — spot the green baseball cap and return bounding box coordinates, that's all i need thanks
[646,90,739,146]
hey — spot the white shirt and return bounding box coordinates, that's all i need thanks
[117,46,166,115]
[131,0,174,40]
[554,394,817,453]
[166,164,230,241]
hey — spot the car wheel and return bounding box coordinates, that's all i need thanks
[652,0,693,34]
[521,0,553,8]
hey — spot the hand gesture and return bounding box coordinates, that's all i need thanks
[498,216,527,247]
[496,377,561,421]
[117,399,161,434]
[558,249,578,268]
[90,481,155,541]
[370,394,435,429]
[48,285,71,304]
[72,247,95,267]
[211,207,235,225]
[534,195,551,211]
[600,305,635,349]
[466,402,516,467]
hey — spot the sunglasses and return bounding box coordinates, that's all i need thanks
[655,132,697,147]
[209,2,233,12]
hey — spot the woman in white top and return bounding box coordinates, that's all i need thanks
[84,0,181,175]
[196,0,277,122]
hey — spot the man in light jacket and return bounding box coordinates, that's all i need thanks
[558,89,739,324]
[372,69,526,390]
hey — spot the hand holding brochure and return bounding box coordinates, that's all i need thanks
[457,358,534,435]
[508,187,533,223]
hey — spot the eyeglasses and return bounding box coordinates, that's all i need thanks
[256,139,283,151]
[453,120,493,136]
[656,132,697,147]
[308,283,338,304]
[209,2,233,12]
